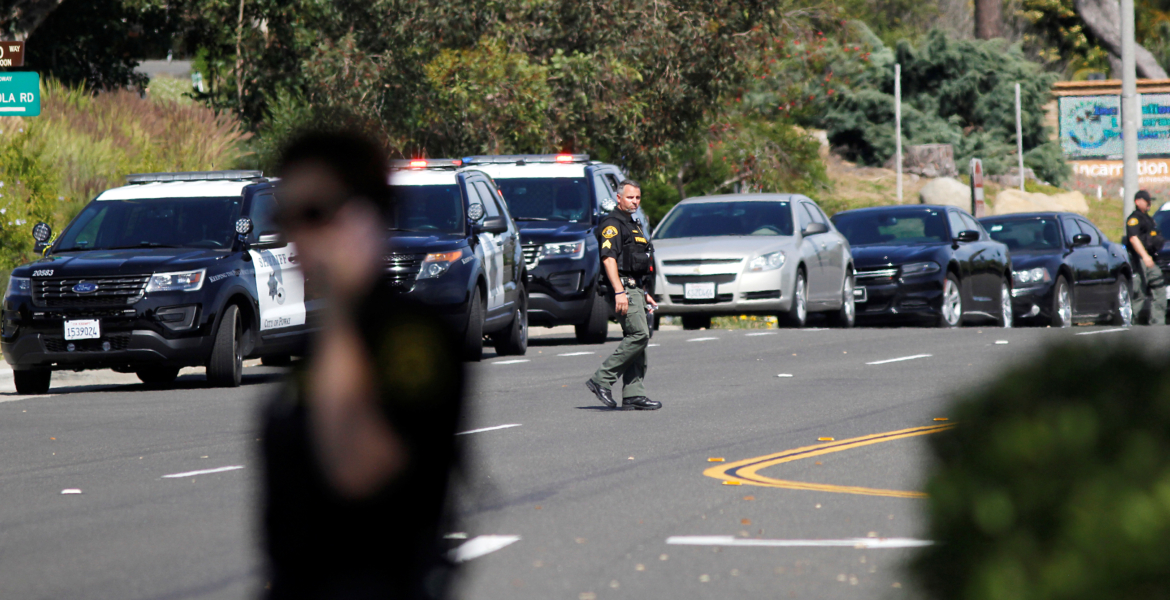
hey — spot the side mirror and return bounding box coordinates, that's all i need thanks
[802,222,829,236]
[467,203,485,222]
[477,216,509,234]
[955,230,980,243]
[256,232,284,247]
[1071,233,1091,246]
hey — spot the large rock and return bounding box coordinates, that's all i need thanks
[919,177,972,212]
[885,144,958,178]
[991,189,1090,215]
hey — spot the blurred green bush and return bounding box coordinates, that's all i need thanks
[913,343,1170,599]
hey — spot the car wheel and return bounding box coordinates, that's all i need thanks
[492,289,529,356]
[998,280,1013,328]
[781,269,808,328]
[1111,275,1133,326]
[1049,276,1072,328]
[463,286,484,362]
[827,270,855,328]
[136,366,180,386]
[937,273,963,328]
[14,369,51,394]
[261,355,292,367]
[575,293,610,344]
[207,304,243,387]
[681,314,711,330]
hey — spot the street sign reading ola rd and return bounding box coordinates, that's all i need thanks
[0,72,40,116]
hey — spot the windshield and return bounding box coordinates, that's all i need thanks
[387,185,465,234]
[56,197,242,251]
[984,218,1064,251]
[654,201,793,238]
[1154,211,1170,234]
[493,177,590,223]
[832,209,949,245]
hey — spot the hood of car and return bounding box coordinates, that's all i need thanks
[15,247,226,277]
[385,232,468,254]
[850,244,947,270]
[515,221,593,245]
[652,236,796,262]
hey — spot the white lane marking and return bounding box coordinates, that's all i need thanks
[802,328,829,332]
[60,489,82,495]
[1076,328,1129,336]
[456,423,521,436]
[449,535,521,563]
[995,340,1009,344]
[492,359,530,365]
[558,351,595,356]
[687,337,719,342]
[648,344,660,347]
[776,374,794,378]
[666,536,932,549]
[745,332,778,337]
[866,354,932,365]
[162,465,244,479]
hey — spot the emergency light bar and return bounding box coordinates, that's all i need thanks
[462,154,590,165]
[125,170,265,184]
[389,158,464,169]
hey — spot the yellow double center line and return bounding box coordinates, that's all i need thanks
[703,424,955,498]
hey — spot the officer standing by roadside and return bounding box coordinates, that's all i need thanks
[584,180,661,410]
[1126,189,1166,325]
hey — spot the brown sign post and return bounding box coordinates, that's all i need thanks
[0,41,25,68]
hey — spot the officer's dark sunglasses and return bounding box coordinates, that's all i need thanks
[273,202,341,230]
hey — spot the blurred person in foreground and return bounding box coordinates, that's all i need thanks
[260,130,465,600]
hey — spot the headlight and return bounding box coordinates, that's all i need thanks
[900,262,941,277]
[1012,267,1051,285]
[417,250,465,280]
[541,241,586,260]
[5,276,30,298]
[146,269,205,293]
[748,251,786,272]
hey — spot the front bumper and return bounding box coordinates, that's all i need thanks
[1008,283,1055,321]
[652,263,791,316]
[523,255,597,326]
[853,274,945,323]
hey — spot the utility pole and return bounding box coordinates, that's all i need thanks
[1015,83,1025,191]
[895,63,903,204]
[1122,0,1139,215]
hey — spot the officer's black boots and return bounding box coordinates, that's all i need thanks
[585,379,616,408]
[621,396,662,411]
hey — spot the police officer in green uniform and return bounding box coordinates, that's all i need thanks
[584,180,661,410]
[1126,189,1166,325]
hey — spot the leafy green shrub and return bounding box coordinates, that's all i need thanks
[913,343,1170,599]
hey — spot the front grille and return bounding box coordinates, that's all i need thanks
[666,274,737,285]
[385,253,424,290]
[43,333,132,353]
[670,293,735,305]
[33,275,149,308]
[742,290,781,300]
[662,258,742,266]
[522,244,540,269]
[33,308,136,320]
[856,268,899,281]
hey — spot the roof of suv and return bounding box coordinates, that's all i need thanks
[97,180,263,201]
[469,163,588,179]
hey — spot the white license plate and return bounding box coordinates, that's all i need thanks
[684,282,717,300]
[64,319,100,340]
[854,286,868,303]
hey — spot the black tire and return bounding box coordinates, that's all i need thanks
[575,293,610,344]
[463,287,484,362]
[681,314,711,330]
[492,289,529,356]
[136,366,180,386]
[937,272,963,328]
[780,269,808,328]
[1110,275,1134,326]
[207,304,243,387]
[261,354,292,367]
[826,269,856,328]
[14,369,50,394]
[1049,276,1072,328]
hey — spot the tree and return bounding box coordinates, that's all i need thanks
[0,0,64,41]
[974,0,1003,39]
[1074,0,1169,78]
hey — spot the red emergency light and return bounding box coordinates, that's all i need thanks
[555,154,574,163]
[409,159,428,168]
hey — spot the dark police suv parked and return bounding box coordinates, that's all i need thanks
[385,159,527,361]
[463,154,648,343]
[2,171,312,394]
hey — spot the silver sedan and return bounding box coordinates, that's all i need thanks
[651,194,856,329]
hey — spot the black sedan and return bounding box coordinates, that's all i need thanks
[979,212,1132,327]
[831,205,1012,327]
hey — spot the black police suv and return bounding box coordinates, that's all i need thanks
[462,154,649,343]
[385,159,527,361]
[2,171,313,394]
[831,205,1012,327]
[980,212,1132,327]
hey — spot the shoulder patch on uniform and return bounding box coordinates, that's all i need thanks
[1128,217,1140,226]
[602,239,612,249]
[602,226,619,239]
[635,236,647,243]
[631,229,639,234]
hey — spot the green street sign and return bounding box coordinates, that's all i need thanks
[0,72,39,117]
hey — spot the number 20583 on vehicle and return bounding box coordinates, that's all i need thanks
[64,319,100,340]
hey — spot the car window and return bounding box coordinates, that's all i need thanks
[946,211,966,237]
[809,203,831,225]
[494,177,590,223]
[984,218,1063,251]
[1075,218,1101,245]
[594,174,614,204]
[387,184,466,234]
[655,201,794,238]
[959,212,981,237]
[796,203,812,231]
[248,194,278,241]
[802,203,826,225]
[604,172,622,193]
[56,197,242,251]
[1061,216,1082,245]
[832,209,949,245]
[474,181,504,219]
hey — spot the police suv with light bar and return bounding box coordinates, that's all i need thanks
[1,171,312,393]
[462,154,649,343]
[386,158,527,361]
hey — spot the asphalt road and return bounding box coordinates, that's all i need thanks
[0,323,1157,600]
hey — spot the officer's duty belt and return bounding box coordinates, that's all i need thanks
[619,276,643,289]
